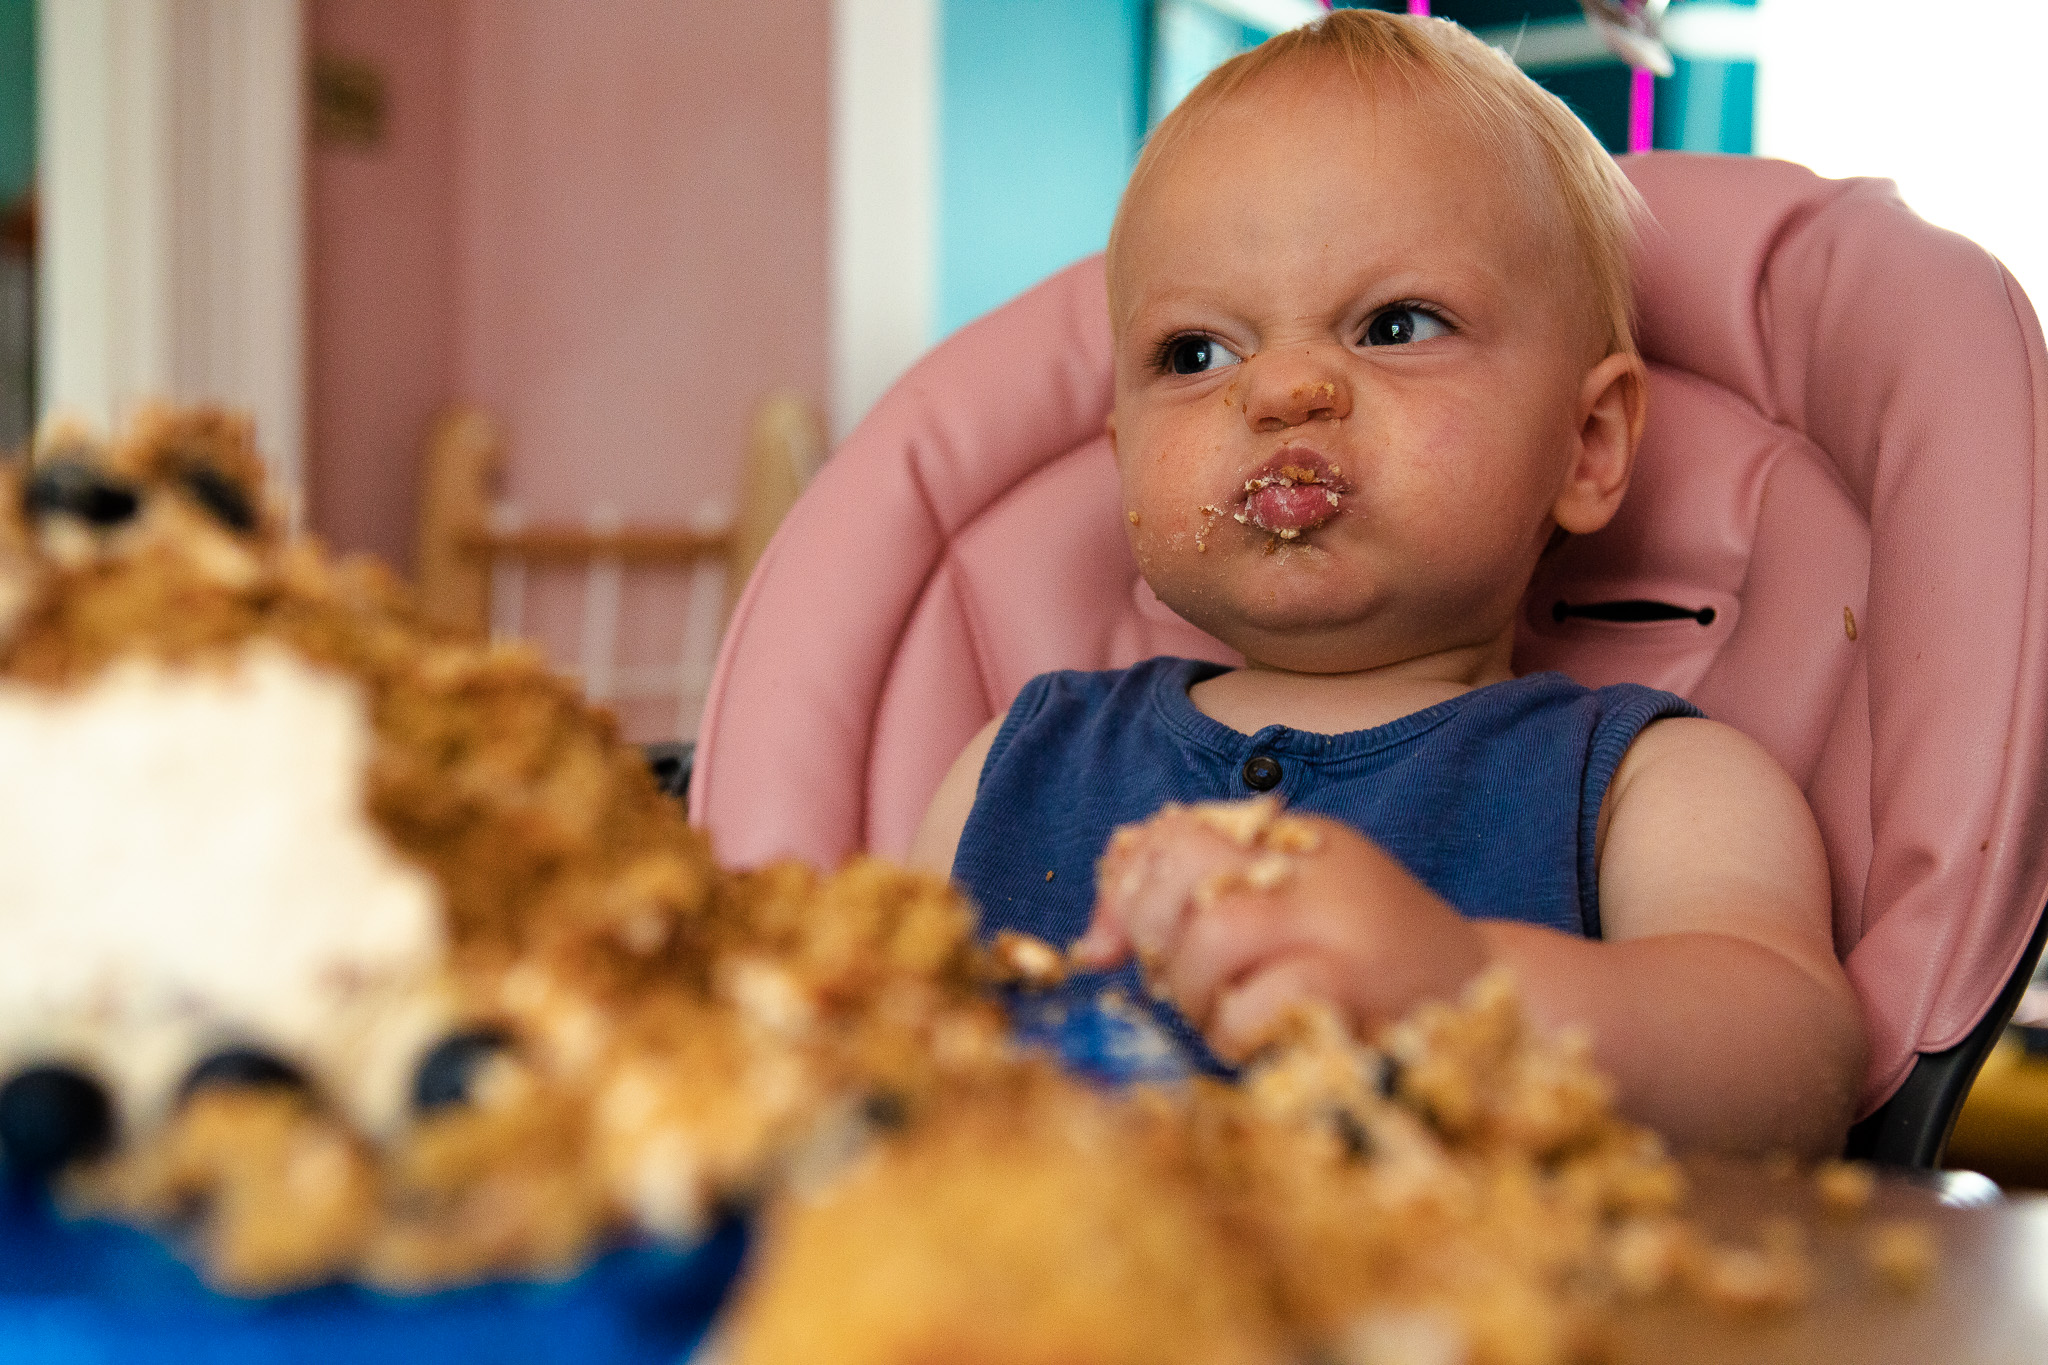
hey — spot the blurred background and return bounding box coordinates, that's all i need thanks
[0,0,2043,745]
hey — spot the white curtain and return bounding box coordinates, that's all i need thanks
[1756,0,2048,307]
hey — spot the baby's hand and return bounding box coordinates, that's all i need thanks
[1071,797,1488,1060]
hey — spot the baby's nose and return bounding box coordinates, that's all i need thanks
[1240,353,1352,430]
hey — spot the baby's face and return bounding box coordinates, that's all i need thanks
[1109,70,1617,675]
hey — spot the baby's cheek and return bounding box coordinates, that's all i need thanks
[1120,511,1155,573]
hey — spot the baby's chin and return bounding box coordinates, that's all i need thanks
[1152,578,1394,668]
[1154,572,1523,676]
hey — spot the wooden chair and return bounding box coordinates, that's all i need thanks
[413,392,825,738]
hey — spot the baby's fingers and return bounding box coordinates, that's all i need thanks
[1210,956,1342,1063]
[1076,811,1236,969]
[1072,826,1144,966]
[1069,907,1130,969]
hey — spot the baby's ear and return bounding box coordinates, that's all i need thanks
[1553,353,1645,536]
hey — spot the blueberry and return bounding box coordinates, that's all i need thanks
[642,742,694,801]
[1327,1106,1371,1162]
[710,1188,762,1224]
[0,1066,114,1175]
[413,1028,514,1113]
[859,1089,910,1133]
[179,1047,308,1101]
[178,466,257,533]
[23,462,140,528]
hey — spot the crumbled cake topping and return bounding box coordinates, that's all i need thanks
[0,410,1936,1358]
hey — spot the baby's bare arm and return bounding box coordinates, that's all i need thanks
[1477,716,1866,1157]
[1079,717,1865,1157]
[907,718,1003,878]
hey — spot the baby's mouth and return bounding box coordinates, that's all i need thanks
[1234,448,1347,538]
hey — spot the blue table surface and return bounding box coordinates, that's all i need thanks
[0,1182,747,1365]
[0,997,1188,1362]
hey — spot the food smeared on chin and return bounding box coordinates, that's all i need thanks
[1234,448,1346,540]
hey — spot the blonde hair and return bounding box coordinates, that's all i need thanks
[1107,9,1644,357]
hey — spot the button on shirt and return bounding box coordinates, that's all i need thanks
[951,656,1701,1072]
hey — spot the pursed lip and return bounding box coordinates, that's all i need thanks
[1232,446,1350,536]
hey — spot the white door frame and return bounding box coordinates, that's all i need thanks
[830,0,935,442]
[38,0,306,502]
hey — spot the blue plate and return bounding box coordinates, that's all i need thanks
[1008,980,1212,1086]
[0,1180,746,1365]
[0,996,1193,1360]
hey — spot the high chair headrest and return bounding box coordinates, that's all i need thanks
[697,153,2048,1113]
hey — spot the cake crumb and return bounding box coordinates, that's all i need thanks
[1864,1219,1937,1292]
[1240,852,1293,892]
[1265,817,1323,855]
[1192,795,1281,848]
[1845,607,1858,641]
[1814,1160,1875,1216]
[1690,1221,1812,1315]
[1608,1217,1694,1297]
[987,930,1068,988]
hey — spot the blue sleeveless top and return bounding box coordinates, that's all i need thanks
[952,657,1701,1074]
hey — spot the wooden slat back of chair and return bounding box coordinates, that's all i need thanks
[411,391,825,646]
[731,393,828,621]
[413,408,502,637]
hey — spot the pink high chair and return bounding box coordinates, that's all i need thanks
[692,153,2048,1166]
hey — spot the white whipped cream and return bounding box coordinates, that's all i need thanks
[0,644,448,1133]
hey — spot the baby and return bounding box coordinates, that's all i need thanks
[911,11,1865,1156]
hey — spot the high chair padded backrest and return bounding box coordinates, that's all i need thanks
[695,153,2048,1119]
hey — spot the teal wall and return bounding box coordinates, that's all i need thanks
[933,1,1754,340]
[936,0,1149,337]
[1657,56,1754,154]
[0,0,32,207]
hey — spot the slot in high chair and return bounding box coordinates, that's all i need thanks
[693,153,2048,1164]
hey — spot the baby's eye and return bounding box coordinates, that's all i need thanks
[1160,334,1242,375]
[1361,307,1451,347]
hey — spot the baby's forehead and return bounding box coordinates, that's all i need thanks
[1111,70,1587,332]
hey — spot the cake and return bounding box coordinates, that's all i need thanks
[0,407,1908,1363]
[0,406,1004,1292]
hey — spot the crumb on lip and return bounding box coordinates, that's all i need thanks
[1241,467,1332,496]
[1237,462,1340,537]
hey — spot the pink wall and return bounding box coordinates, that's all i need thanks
[307,0,831,739]
[452,1,830,524]
[307,0,459,572]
